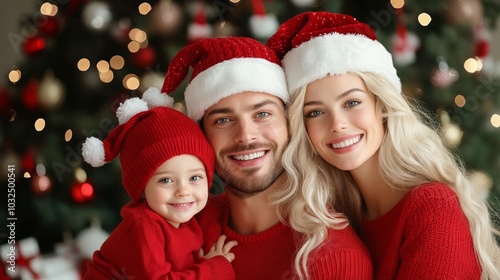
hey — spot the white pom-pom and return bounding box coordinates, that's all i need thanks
[116,97,148,125]
[249,14,279,39]
[188,22,213,42]
[82,137,107,167]
[142,87,174,108]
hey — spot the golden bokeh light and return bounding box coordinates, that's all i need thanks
[65,129,73,142]
[454,95,466,107]
[128,41,140,53]
[418,13,432,26]
[123,74,140,90]
[96,60,110,73]
[8,70,21,83]
[138,3,152,15]
[390,0,404,9]
[491,114,500,128]
[35,118,46,131]
[464,58,478,73]
[77,58,91,71]
[99,70,114,83]
[110,55,125,70]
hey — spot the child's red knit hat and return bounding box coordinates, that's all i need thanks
[267,11,401,95]
[81,89,215,203]
[161,37,288,122]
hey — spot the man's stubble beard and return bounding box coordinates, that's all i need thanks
[216,141,288,199]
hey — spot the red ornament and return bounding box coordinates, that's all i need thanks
[23,36,46,55]
[0,87,13,113]
[131,46,156,69]
[39,16,60,37]
[22,150,37,173]
[71,181,95,203]
[22,80,40,110]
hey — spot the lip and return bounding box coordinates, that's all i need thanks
[327,134,362,154]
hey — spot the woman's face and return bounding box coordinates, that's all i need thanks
[303,73,384,172]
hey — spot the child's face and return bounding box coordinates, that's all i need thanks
[144,154,209,228]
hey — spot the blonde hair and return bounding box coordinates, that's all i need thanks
[275,71,500,279]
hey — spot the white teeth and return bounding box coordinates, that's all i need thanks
[232,151,265,161]
[172,203,192,207]
[331,136,361,149]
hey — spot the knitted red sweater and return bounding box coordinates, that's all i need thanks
[197,194,373,280]
[84,201,234,280]
[361,182,481,279]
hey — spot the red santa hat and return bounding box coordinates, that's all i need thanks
[267,11,401,95]
[81,88,215,203]
[161,37,288,122]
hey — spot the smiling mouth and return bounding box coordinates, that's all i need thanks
[331,136,361,149]
[231,151,266,161]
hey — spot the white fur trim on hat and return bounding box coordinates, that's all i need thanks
[283,33,401,95]
[82,137,106,167]
[184,57,288,122]
[116,97,149,125]
[142,87,174,108]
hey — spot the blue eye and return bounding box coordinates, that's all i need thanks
[159,178,173,184]
[346,100,361,108]
[189,175,203,181]
[256,112,269,118]
[215,118,229,124]
[305,110,323,118]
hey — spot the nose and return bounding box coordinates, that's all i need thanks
[233,118,258,143]
[175,182,190,197]
[329,111,347,132]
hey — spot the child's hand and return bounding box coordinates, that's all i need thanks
[199,235,237,262]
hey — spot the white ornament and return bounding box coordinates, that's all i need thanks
[249,14,279,39]
[82,1,113,32]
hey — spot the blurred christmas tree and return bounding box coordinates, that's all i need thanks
[1,0,499,259]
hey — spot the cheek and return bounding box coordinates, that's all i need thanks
[305,122,323,147]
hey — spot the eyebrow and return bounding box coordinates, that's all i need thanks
[153,168,206,176]
[303,88,365,107]
[205,99,281,118]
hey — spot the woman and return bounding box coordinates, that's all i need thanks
[268,11,500,279]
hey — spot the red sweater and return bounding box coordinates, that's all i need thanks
[361,182,481,280]
[197,194,373,280]
[84,201,234,280]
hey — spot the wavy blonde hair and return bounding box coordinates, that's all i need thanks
[274,71,500,279]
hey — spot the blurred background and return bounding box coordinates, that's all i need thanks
[1,0,500,278]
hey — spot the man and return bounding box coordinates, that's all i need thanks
[161,37,294,279]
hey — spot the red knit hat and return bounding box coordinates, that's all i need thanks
[267,11,401,95]
[161,37,288,122]
[81,88,215,203]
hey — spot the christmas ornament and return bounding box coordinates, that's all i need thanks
[0,149,20,180]
[22,80,40,110]
[469,170,493,201]
[445,0,484,27]
[21,149,37,173]
[23,36,46,55]
[431,59,459,89]
[39,71,66,110]
[473,22,494,75]
[31,174,52,195]
[291,0,316,8]
[0,237,42,279]
[82,1,113,32]
[39,16,60,37]
[75,219,109,260]
[150,0,184,36]
[187,2,213,42]
[391,9,420,66]
[249,0,279,39]
[71,181,95,203]
[0,87,13,113]
[131,46,157,69]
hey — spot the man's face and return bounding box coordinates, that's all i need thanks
[202,92,289,198]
